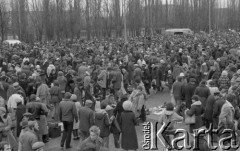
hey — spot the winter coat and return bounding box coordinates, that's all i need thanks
[112,70,122,90]
[36,83,50,105]
[183,83,197,109]
[194,84,211,108]
[49,86,62,104]
[57,76,67,92]
[78,107,94,132]
[95,110,110,138]
[130,90,145,118]
[97,70,107,88]
[186,101,205,133]
[204,95,216,121]
[212,98,226,129]
[172,81,184,101]
[120,111,138,150]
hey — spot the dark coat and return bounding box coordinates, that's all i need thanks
[194,84,210,108]
[112,70,122,90]
[16,104,26,137]
[49,86,62,104]
[120,111,138,150]
[212,98,226,129]
[186,101,205,133]
[183,83,197,109]
[172,81,184,100]
[78,106,94,132]
[204,95,216,121]
[95,110,110,138]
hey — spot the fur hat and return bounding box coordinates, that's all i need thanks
[122,100,132,111]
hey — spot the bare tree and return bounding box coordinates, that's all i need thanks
[0,0,9,41]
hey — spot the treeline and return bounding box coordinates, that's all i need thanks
[0,0,240,42]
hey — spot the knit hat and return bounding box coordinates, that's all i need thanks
[122,100,132,111]
[21,120,29,129]
[70,94,77,101]
[221,70,228,76]
[64,92,72,99]
[165,102,174,115]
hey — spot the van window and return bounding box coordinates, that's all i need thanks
[174,32,183,35]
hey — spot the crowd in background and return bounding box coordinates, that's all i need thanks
[0,31,240,150]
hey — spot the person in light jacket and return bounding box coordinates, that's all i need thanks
[159,102,183,150]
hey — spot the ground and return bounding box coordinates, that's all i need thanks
[44,88,240,151]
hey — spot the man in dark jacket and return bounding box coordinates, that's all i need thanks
[212,93,226,129]
[59,92,78,149]
[78,100,94,142]
[204,89,220,130]
[194,80,211,108]
[95,102,111,148]
[183,78,197,109]
[172,76,184,114]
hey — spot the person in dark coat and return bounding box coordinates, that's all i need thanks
[194,80,211,108]
[120,100,138,150]
[204,89,220,130]
[15,98,26,137]
[94,102,110,148]
[183,78,197,109]
[78,100,95,142]
[112,95,128,149]
[212,94,226,129]
[186,95,205,133]
[49,80,62,121]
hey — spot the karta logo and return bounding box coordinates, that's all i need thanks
[142,122,239,150]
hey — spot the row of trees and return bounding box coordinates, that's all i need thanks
[0,0,240,42]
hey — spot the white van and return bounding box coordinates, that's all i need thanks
[164,28,193,35]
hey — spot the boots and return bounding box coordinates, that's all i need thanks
[73,129,79,140]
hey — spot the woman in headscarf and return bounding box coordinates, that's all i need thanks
[120,100,138,151]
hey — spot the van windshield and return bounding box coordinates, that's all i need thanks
[174,32,184,35]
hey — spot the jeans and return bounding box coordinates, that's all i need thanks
[61,121,73,148]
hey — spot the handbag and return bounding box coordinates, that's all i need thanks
[184,110,196,124]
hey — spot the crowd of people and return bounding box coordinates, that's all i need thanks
[0,30,239,151]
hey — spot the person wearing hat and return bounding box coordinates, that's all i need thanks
[78,100,94,142]
[6,81,25,100]
[194,80,211,108]
[186,95,204,133]
[57,71,67,95]
[120,100,139,151]
[159,102,183,150]
[36,76,50,105]
[26,94,49,143]
[19,120,39,151]
[204,88,221,130]
[94,102,111,148]
[59,92,78,149]
[0,106,18,151]
[182,78,197,109]
[70,94,81,140]
[32,142,45,151]
[49,80,62,121]
[15,95,27,137]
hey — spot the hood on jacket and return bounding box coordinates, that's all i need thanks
[95,109,107,120]
[191,101,202,106]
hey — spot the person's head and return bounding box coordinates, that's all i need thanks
[200,80,206,86]
[53,80,59,86]
[85,100,93,108]
[30,94,36,102]
[221,89,228,97]
[191,95,199,103]
[100,102,107,110]
[64,92,72,100]
[0,141,11,151]
[226,93,236,105]
[12,82,19,89]
[165,102,174,115]
[122,100,132,111]
[28,121,39,132]
[213,89,221,100]
[70,94,77,102]
[89,126,100,141]
[177,76,182,82]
